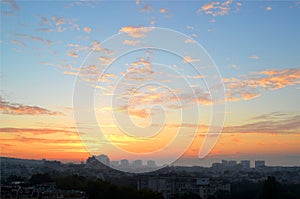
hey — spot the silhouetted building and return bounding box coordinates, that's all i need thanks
[120,159,129,167]
[110,161,119,167]
[85,155,110,170]
[133,160,142,167]
[255,160,265,168]
[241,160,251,169]
[147,160,156,167]
[138,177,230,199]
[228,160,237,167]
[221,160,228,167]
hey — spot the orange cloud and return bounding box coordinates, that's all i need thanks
[184,38,196,44]
[0,127,75,135]
[160,8,167,13]
[99,56,116,66]
[51,16,66,32]
[183,55,200,63]
[159,8,171,16]
[119,26,152,38]
[201,2,216,11]
[83,27,91,33]
[1,127,90,162]
[123,39,140,46]
[0,97,62,115]
[68,52,78,58]
[225,68,300,101]
[198,0,234,17]
[128,107,150,119]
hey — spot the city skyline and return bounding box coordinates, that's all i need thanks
[1,1,300,167]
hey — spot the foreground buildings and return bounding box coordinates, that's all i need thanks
[1,156,300,199]
[1,182,86,199]
[137,176,230,199]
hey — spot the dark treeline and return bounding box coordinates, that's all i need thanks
[231,176,300,199]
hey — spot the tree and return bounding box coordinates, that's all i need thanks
[30,173,53,185]
[262,176,279,199]
[215,190,231,199]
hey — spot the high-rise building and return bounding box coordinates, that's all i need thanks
[133,160,142,167]
[241,160,251,169]
[120,159,129,167]
[147,160,156,167]
[228,160,237,167]
[255,160,265,168]
[110,161,119,167]
[221,160,228,167]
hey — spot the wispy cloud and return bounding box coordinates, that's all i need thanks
[0,97,63,116]
[250,112,290,121]
[15,33,52,45]
[184,38,196,44]
[68,52,78,58]
[1,0,19,15]
[223,114,300,134]
[183,55,200,63]
[52,16,66,32]
[198,0,235,17]
[123,39,140,46]
[0,127,75,135]
[166,113,299,136]
[119,26,152,38]
[224,68,300,101]
[248,54,260,60]
[37,28,54,32]
[38,15,81,33]
[141,5,152,12]
[11,39,26,47]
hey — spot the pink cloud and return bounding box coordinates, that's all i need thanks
[141,5,152,12]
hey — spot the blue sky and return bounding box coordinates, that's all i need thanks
[1,0,300,166]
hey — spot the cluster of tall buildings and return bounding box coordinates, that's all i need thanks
[212,160,265,169]
[86,154,157,170]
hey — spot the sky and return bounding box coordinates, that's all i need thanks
[1,0,300,167]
